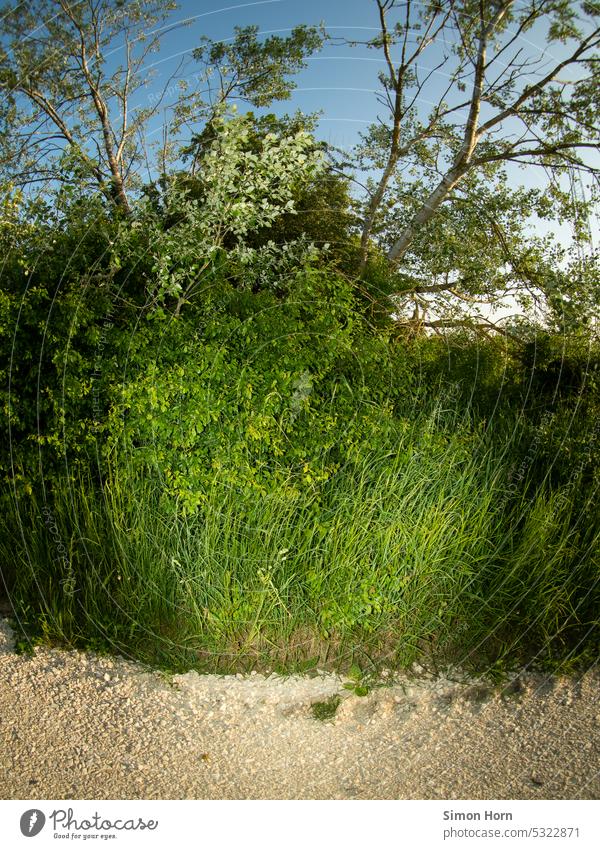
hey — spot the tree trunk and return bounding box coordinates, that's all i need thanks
[358,152,400,273]
[386,166,467,263]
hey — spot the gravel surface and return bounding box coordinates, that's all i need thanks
[0,619,598,800]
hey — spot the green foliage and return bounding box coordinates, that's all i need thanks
[0,0,178,206]
[311,695,340,721]
[2,148,599,674]
[115,112,326,311]
[243,134,356,259]
[511,334,600,498]
[350,0,599,330]
[102,265,410,512]
[191,24,324,107]
[0,189,121,488]
[343,664,371,697]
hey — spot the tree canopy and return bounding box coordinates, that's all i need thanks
[0,1,323,212]
[343,0,599,333]
[0,0,597,334]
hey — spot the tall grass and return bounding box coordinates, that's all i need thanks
[1,404,599,675]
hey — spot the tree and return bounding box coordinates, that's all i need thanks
[344,0,599,331]
[0,0,183,212]
[237,113,355,258]
[0,2,324,213]
[370,164,599,337]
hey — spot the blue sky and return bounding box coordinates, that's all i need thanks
[143,0,580,151]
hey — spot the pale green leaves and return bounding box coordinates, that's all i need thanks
[197,115,325,241]
[115,114,326,310]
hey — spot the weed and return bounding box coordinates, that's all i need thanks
[311,694,341,721]
[343,664,371,696]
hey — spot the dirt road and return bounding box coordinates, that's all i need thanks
[0,619,598,799]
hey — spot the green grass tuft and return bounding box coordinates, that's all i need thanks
[311,695,341,721]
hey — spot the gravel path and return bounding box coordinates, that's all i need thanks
[0,619,598,800]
